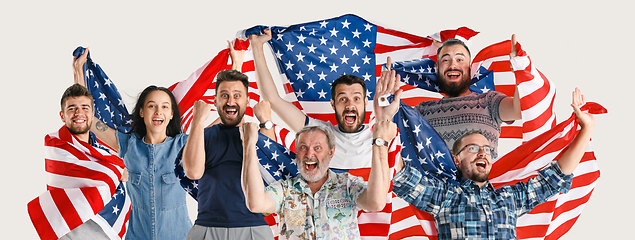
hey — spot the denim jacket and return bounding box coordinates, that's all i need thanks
[118,132,192,240]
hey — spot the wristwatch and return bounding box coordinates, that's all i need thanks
[259,120,274,130]
[373,138,389,147]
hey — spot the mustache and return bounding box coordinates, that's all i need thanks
[301,157,320,164]
[444,68,463,75]
[343,109,358,115]
[471,157,489,164]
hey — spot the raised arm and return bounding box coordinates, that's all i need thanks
[557,88,595,175]
[182,100,212,180]
[228,40,245,71]
[249,29,307,132]
[499,34,522,122]
[72,48,118,149]
[241,122,277,213]
[375,57,403,122]
[253,100,275,140]
[357,120,396,211]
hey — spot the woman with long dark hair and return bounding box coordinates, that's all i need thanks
[72,50,192,240]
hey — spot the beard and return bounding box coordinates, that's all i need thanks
[438,72,472,98]
[335,108,365,133]
[298,157,330,183]
[465,169,489,183]
[219,105,245,128]
[67,119,91,135]
[460,157,490,183]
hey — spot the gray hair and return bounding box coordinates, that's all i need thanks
[295,125,336,150]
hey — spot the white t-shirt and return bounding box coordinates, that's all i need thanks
[306,117,373,170]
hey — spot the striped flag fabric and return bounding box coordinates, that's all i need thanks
[166,13,601,239]
[239,14,478,239]
[241,15,478,126]
[389,33,602,239]
[488,102,606,239]
[27,126,130,240]
[168,39,260,133]
[73,47,132,133]
[174,131,298,201]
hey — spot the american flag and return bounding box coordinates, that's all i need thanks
[389,30,603,239]
[165,13,601,239]
[242,14,602,239]
[168,39,258,133]
[28,126,130,240]
[488,102,606,239]
[72,47,132,133]
[239,14,480,239]
[174,132,298,201]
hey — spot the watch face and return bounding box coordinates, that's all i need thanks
[260,121,274,129]
[375,138,386,146]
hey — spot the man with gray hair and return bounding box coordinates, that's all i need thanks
[240,119,396,240]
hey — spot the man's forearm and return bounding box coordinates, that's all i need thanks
[182,120,206,180]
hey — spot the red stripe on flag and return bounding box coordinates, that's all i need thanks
[544,215,581,240]
[500,126,522,139]
[49,189,84,229]
[376,25,430,45]
[359,223,391,236]
[494,85,516,98]
[488,61,513,73]
[439,27,479,42]
[81,187,105,214]
[46,160,117,194]
[27,198,59,240]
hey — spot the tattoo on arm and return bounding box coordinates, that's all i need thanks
[96,121,109,132]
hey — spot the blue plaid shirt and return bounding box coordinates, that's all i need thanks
[393,161,572,240]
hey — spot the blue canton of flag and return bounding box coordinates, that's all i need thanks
[389,59,494,95]
[244,14,378,102]
[73,47,132,133]
[394,101,459,185]
[97,182,128,225]
[174,133,297,201]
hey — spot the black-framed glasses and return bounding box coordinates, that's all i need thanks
[456,144,494,155]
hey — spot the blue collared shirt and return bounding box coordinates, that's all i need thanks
[393,161,572,240]
[117,132,192,240]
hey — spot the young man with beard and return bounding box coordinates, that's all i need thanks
[181,70,276,240]
[240,120,396,239]
[53,84,123,239]
[391,88,593,239]
[413,37,522,158]
[250,29,400,171]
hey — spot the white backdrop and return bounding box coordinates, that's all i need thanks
[2,1,629,239]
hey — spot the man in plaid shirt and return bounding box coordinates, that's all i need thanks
[392,88,594,239]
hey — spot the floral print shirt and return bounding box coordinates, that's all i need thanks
[265,170,367,240]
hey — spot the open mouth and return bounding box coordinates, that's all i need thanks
[344,112,357,125]
[225,107,238,118]
[73,119,86,124]
[445,71,462,81]
[152,118,164,126]
[474,159,488,170]
[304,160,318,171]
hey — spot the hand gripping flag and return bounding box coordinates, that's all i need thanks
[390,34,602,239]
[28,126,130,240]
[174,132,298,201]
[238,14,479,240]
[241,15,478,127]
[168,39,259,133]
[73,47,132,133]
[489,102,606,239]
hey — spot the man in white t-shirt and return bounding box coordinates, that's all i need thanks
[250,29,402,170]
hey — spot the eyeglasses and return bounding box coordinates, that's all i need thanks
[456,144,494,155]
